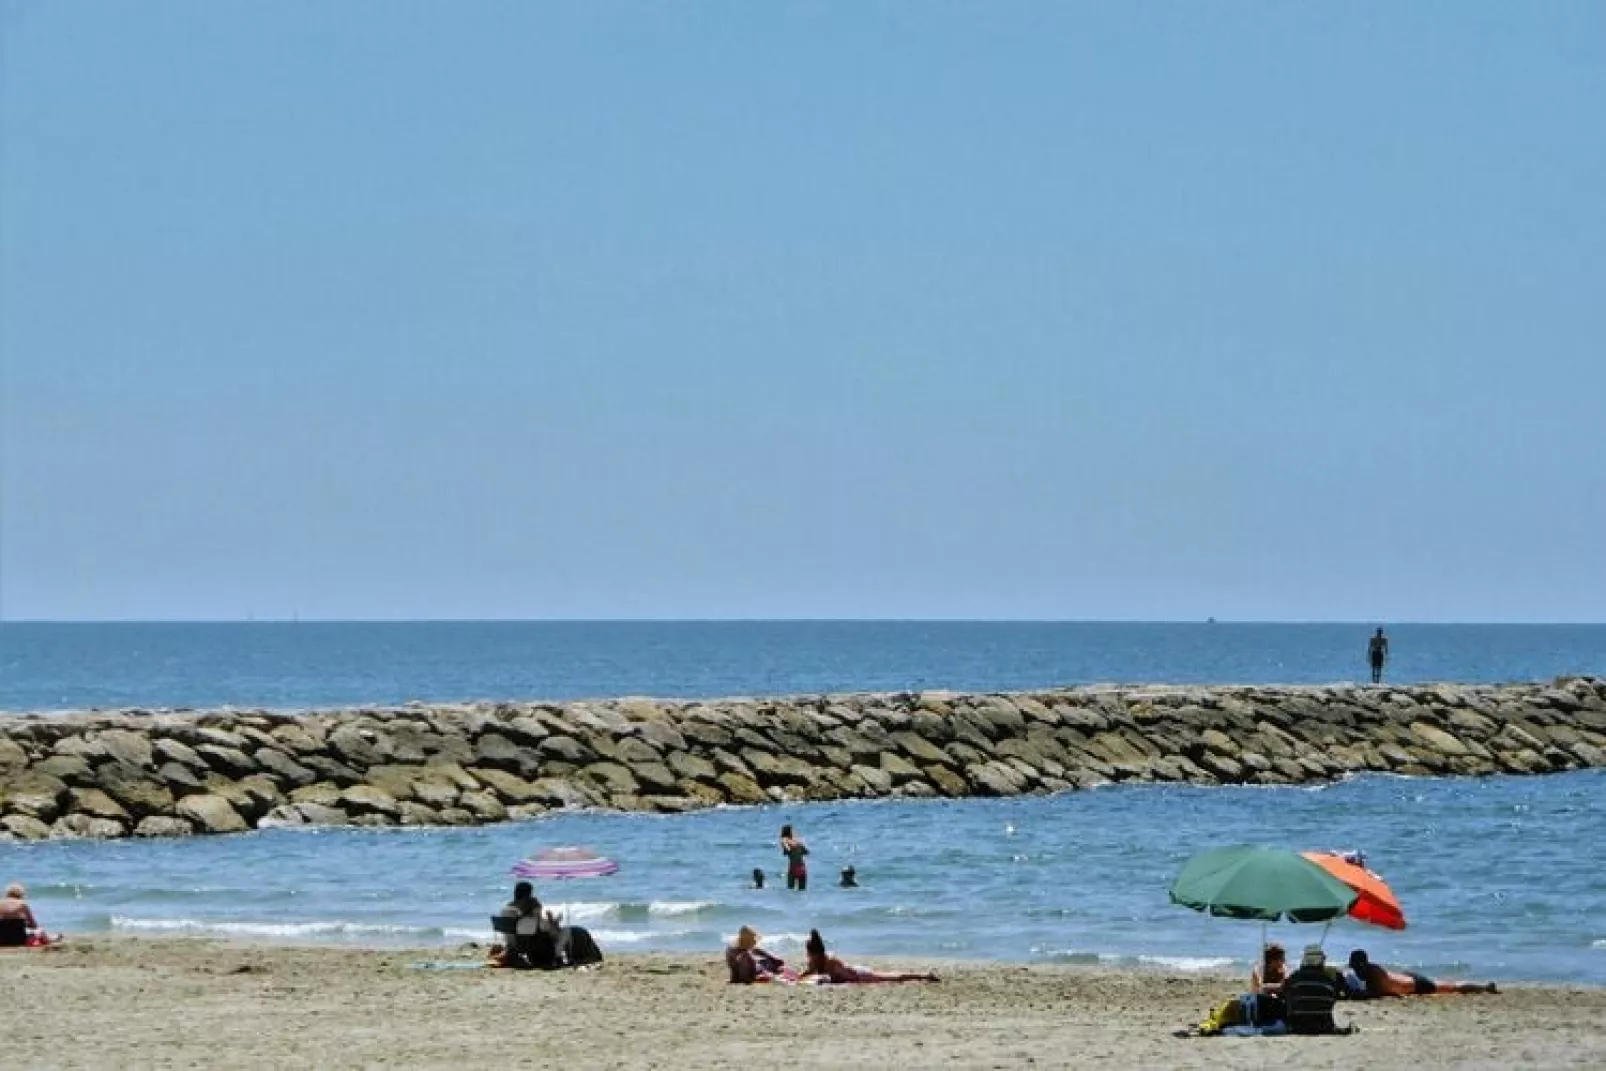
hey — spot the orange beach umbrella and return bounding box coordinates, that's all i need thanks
[1302,852,1406,931]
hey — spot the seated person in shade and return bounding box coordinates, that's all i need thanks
[0,883,57,947]
[1348,949,1498,997]
[1283,946,1354,1035]
[801,929,938,984]
[1248,942,1287,995]
[489,881,555,969]
[502,881,543,922]
[726,926,787,983]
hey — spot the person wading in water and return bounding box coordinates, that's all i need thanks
[779,824,809,891]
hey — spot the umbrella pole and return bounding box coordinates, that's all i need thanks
[1319,920,1331,948]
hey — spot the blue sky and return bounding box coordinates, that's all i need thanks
[2,2,1602,622]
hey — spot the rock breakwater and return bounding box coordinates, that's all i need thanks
[3,679,1605,841]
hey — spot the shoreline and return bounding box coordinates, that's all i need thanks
[5,936,1604,1068]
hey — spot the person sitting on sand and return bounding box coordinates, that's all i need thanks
[1348,949,1497,997]
[491,881,555,969]
[1249,942,1287,995]
[726,926,788,984]
[502,881,543,923]
[0,883,56,947]
[1283,946,1353,1035]
[801,929,937,984]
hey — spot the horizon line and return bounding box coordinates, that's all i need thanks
[2,617,1603,627]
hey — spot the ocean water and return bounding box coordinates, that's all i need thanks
[3,620,1604,713]
[3,771,1604,983]
[3,621,1604,983]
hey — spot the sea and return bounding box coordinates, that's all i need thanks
[2,621,1603,984]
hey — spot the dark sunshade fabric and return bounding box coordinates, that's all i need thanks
[1170,845,1358,923]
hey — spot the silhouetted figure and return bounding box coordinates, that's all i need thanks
[751,868,765,889]
[839,866,858,888]
[1368,628,1389,684]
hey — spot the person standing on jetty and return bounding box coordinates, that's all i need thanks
[779,824,809,891]
[1367,627,1390,684]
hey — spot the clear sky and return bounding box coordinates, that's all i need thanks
[2,2,1602,622]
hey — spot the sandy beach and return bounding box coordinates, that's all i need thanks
[3,938,1603,1069]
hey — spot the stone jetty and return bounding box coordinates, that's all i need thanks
[3,679,1604,841]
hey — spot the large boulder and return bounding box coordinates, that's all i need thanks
[457,791,507,822]
[583,762,640,795]
[255,748,317,787]
[175,794,248,833]
[0,770,69,821]
[68,787,130,821]
[51,814,127,839]
[340,785,402,818]
[538,735,595,764]
[666,751,718,783]
[2,814,54,840]
[1410,722,1470,757]
[470,768,545,804]
[716,771,766,804]
[851,764,893,794]
[300,755,363,785]
[0,737,30,771]
[134,815,195,838]
[628,762,681,794]
[270,723,325,754]
[475,733,541,778]
[328,725,387,768]
[99,729,155,769]
[33,754,91,782]
[195,744,260,777]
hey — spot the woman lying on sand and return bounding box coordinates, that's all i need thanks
[1347,950,1497,997]
[802,929,938,984]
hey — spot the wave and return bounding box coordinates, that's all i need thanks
[106,916,486,942]
[1033,947,1236,971]
[588,928,694,945]
[554,900,723,922]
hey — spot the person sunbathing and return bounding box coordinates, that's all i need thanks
[1348,949,1497,996]
[726,926,788,983]
[801,929,937,984]
[0,883,57,947]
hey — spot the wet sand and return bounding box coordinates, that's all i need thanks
[4,938,1603,1069]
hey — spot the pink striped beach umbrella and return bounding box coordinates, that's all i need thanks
[510,847,619,924]
[511,846,620,881]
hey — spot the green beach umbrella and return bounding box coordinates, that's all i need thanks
[1170,845,1358,923]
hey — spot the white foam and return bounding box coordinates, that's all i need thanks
[556,901,616,921]
[1592,939,1606,950]
[110,916,436,939]
[723,930,810,949]
[647,900,716,917]
[547,900,718,921]
[1135,955,1236,971]
[588,929,691,945]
